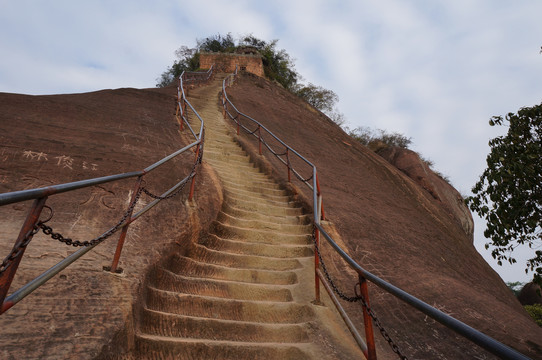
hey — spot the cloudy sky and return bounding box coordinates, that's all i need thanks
[1,0,541,283]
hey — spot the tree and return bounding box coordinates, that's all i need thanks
[348,126,412,149]
[295,83,338,113]
[156,46,199,87]
[156,33,235,87]
[156,33,345,124]
[467,102,542,284]
[196,33,235,53]
[239,35,298,89]
[293,83,345,125]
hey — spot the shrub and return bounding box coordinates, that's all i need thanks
[525,304,542,327]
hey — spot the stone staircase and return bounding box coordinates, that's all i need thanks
[129,76,362,359]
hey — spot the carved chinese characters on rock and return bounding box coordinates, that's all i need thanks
[20,150,98,171]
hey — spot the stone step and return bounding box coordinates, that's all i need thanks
[208,160,269,174]
[149,267,294,302]
[222,187,291,203]
[221,202,309,225]
[135,334,313,360]
[220,180,287,197]
[144,288,314,324]
[210,221,310,246]
[199,234,313,259]
[163,254,298,285]
[187,243,304,271]
[139,309,310,343]
[205,150,251,163]
[221,177,283,192]
[217,211,311,234]
[222,189,293,207]
[222,195,302,216]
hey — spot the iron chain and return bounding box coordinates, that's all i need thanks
[0,225,40,274]
[312,227,408,359]
[34,146,203,248]
[38,186,144,247]
[141,148,201,201]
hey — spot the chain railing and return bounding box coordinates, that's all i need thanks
[0,66,213,315]
[221,69,531,360]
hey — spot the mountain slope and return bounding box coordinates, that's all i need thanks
[225,73,542,359]
[0,87,222,359]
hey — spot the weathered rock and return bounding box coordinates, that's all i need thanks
[0,86,222,359]
[226,73,542,359]
[518,282,542,306]
[377,146,474,240]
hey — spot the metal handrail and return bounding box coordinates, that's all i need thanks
[0,66,213,315]
[221,70,530,360]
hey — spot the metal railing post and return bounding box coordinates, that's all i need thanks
[359,275,377,360]
[316,174,325,221]
[188,143,200,201]
[222,92,226,119]
[258,125,262,155]
[109,177,142,273]
[1,197,47,313]
[314,226,321,304]
[286,148,291,182]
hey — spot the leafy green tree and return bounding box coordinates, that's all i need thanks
[156,46,199,87]
[295,83,338,113]
[293,83,345,125]
[157,33,344,124]
[467,103,542,283]
[239,35,298,89]
[156,33,235,86]
[197,33,236,53]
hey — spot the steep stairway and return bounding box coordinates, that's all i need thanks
[131,76,362,359]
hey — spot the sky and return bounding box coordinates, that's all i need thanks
[1,0,541,284]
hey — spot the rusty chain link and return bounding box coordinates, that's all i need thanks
[38,186,144,247]
[141,148,201,201]
[0,225,40,274]
[312,227,408,359]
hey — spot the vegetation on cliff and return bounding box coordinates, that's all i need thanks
[157,33,344,124]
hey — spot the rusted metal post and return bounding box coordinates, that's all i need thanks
[222,92,226,119]
[314,226,321,303]
[316,174,325,221]
[180,101,184,131]
[286,148,291,182]
[188,143,200,201]
[109,177,142,273]
[359,275,377,360]
[1,197,47,313]
[258,125,262,155]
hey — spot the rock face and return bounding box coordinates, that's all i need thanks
[377,146,474,240]
[0,87,222,359]
[226,73,542,359]
[1,73,541,359]
[518,282,542,306]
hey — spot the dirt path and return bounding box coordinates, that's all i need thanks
[129,77,363,359]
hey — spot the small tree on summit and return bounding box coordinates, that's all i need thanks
[467,102,542,284]
[156,33,346,126]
